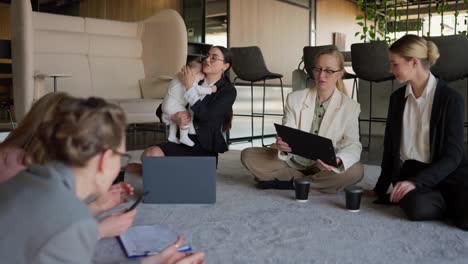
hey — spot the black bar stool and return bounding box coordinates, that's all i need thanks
[426,35,468,150]
[231,46,284,146]
[351,41,394,150]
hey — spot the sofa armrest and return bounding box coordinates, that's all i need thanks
[139,75,172,99]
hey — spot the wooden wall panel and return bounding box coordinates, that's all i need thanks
[80,0,182,22]
[0,4,10,40]
[316,0,362,51]
[230,0,309,85]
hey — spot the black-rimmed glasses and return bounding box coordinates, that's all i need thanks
[113,150,132,168]
[203,54,225,63]
[312,67,341,77]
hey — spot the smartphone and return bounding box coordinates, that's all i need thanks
[126,192,149,212]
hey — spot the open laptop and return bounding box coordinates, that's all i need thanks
[142,156,216,204]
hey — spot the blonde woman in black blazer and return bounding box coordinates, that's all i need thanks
[370,35,468,230]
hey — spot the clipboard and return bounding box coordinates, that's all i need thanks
[118,224,191,258]
[274,123,338,167]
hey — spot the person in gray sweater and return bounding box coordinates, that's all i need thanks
[0,97,205,264]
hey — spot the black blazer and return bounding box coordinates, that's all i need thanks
[191,77,237,154]
[374,79,468,195]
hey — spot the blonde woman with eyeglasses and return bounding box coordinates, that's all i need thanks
[241,47,363,193]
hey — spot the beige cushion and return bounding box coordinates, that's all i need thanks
[117,98,163,124]
[139,75,172,99]
[89,56,144,99]
[141,10,187,78]
[33,12,84,32]
[34,30,89,54]
[89,35,142,58]
[116,98,160,113]
[85,18,138,38]
[35,54,93,97]
[11,1,36,121]
[124,113,160,124]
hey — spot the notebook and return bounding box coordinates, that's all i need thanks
[142,156,216,204]
[118,224,191,258]
[274,123,338,167]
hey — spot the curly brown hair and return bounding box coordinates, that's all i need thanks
[38,97,127,167]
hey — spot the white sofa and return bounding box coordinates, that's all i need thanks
[11,0,187,124]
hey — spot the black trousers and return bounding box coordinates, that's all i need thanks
[157,134,219,166]
[397,160,468,230]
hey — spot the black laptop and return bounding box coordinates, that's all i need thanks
[142,156,216,204]
[274,123,338,167]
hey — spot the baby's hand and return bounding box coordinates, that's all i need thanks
[211,85,217,93]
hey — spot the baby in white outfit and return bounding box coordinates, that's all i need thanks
[161,60,217,146]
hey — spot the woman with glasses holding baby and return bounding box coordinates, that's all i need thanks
[142,46,236,161]
[241,46,363,193]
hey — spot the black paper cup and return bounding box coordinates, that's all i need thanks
[294,179,310,202]
[344,185,363,212]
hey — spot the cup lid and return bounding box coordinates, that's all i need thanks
[344,185,363,193]
[294,179,310,184]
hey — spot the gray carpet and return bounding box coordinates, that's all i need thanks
[94,150,468,264]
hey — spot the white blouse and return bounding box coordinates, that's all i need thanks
[400,73,437,163]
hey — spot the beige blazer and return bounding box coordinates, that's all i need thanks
[279,88,362,173]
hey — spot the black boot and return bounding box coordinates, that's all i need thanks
[256,178,294,190]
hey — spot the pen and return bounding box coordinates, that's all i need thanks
[126,191,149,212]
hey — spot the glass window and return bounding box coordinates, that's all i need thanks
[205,0,228,47]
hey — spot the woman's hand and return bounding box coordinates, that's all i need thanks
[109,182,134,195]
[171,111,191,127]
[98,209,137,239]
[316,158,341,171]
[180,66,197,90]
[88,182,134,215]
[273,135,291,153]
[390,181,416,203]
[142,236,205,264]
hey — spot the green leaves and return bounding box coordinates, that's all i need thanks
[354,1,390,43]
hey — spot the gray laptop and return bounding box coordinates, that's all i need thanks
[142,156,216,204]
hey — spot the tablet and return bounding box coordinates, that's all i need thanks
[274,123,338,167]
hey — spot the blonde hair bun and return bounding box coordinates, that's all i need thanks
[426,40,440,66]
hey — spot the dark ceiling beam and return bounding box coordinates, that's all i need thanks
[378,2,467,17]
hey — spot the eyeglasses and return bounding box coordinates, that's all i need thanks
[113,149,132,168]
[312,67,341,77]
[203,54,225,63]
